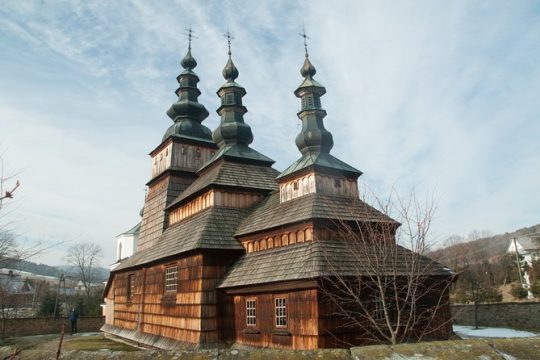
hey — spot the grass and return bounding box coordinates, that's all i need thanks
[62,334,140,352]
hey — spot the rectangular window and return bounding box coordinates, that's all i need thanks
[373,294,384,321]
[246,299,256,326]
[275,297,287,327]
[165,265,178,293]
[127,274,135,302]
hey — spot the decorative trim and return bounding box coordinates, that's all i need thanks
[222,280,317,294]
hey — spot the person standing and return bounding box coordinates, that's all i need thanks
[69,308,79,335]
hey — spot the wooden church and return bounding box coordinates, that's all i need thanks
[102,34,454,349]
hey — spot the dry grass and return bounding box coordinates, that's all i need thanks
[62,333,139,352]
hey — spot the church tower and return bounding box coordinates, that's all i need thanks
[276,36,362,201]
[137,37,218,251]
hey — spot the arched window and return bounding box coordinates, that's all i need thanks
[118,242,123,261]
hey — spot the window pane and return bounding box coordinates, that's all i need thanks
[246,299,256,326]
[165,266,178,293]
[275,297,287,327]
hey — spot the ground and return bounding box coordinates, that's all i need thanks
[1,331,540,359]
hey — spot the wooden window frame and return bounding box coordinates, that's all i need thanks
[274,296,288,328]
[127,274,135,303]
[372,294,385,321]
[164,264,178,293]
[246,298,257,327]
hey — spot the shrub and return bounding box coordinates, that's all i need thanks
[479,287,503,303]
[531,282,540,298]
[510,284,528,299]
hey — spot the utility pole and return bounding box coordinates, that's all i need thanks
[513,238,524,287]
[53,273,65,317]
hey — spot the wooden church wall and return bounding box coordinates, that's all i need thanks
[109,250,238,345]
[316,279,454,347]
[137,174,196,251]
[230,287,320,350]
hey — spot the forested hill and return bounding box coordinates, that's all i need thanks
[0,257,61,277]
[429,223,540,269]
[0,257,110,281]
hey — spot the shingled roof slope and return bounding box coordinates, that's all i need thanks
[167,161,279,209]
[276,152,362,181]
[114,207,246,271]
[235,192,396,236]
[218,241,452,288]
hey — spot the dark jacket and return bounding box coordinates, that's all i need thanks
[69,310,79,322]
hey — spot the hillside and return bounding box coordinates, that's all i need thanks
[429,223,540,270]
[0,257,110,281]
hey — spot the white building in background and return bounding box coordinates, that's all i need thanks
[110,222,140,270]
[507,235,540,299]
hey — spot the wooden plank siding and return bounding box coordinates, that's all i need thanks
[316,281,454,347]
[169,190,263,225]
[137,174,196,251]
[108,250,238,346]
[278,171,359,203]
[229,288,319,349]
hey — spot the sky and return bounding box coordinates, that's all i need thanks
[0,0,539,267]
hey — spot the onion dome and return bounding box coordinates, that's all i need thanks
[277,36,361,181]
[199,33,274,171]
[162,44,213,143]
[300,56,316,78]
[180,49,197,70]
[222,56,239,82]
[293,55,333,155]
[212,52,253,147]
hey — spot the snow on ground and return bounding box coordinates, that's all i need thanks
[453,325,539,339]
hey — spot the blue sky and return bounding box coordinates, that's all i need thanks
[0,1,539,266]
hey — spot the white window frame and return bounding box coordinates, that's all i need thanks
[165,265,178,293]
[275,297,287,328]
[246,299,257,326]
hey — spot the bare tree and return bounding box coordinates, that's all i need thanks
[318,188,454,346]
[65,242,103,300]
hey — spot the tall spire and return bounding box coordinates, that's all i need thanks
[276,30,360,181]
[294,28,333,156]
[200,31,274,170]
[212,31,253,147]
[163,27,212,143]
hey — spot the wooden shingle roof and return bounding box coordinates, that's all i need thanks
[276,152,362,181]
[167,161,279,210]
[235,192,396,236]
[218,241,452,289]
[113,207,246,271]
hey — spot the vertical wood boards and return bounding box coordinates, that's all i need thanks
[230,288,319,350]
[278,171,359,203]
[108,250,239,346]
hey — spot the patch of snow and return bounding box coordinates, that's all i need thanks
[453,325,539,339]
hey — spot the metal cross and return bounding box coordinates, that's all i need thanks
[224,30,234,56]
[184,25,197,50]
[299,25,310,57]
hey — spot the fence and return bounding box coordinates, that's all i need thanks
[451,302,540,332]
[0,316,105,337]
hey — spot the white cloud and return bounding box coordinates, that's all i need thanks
[0,0,539,264]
